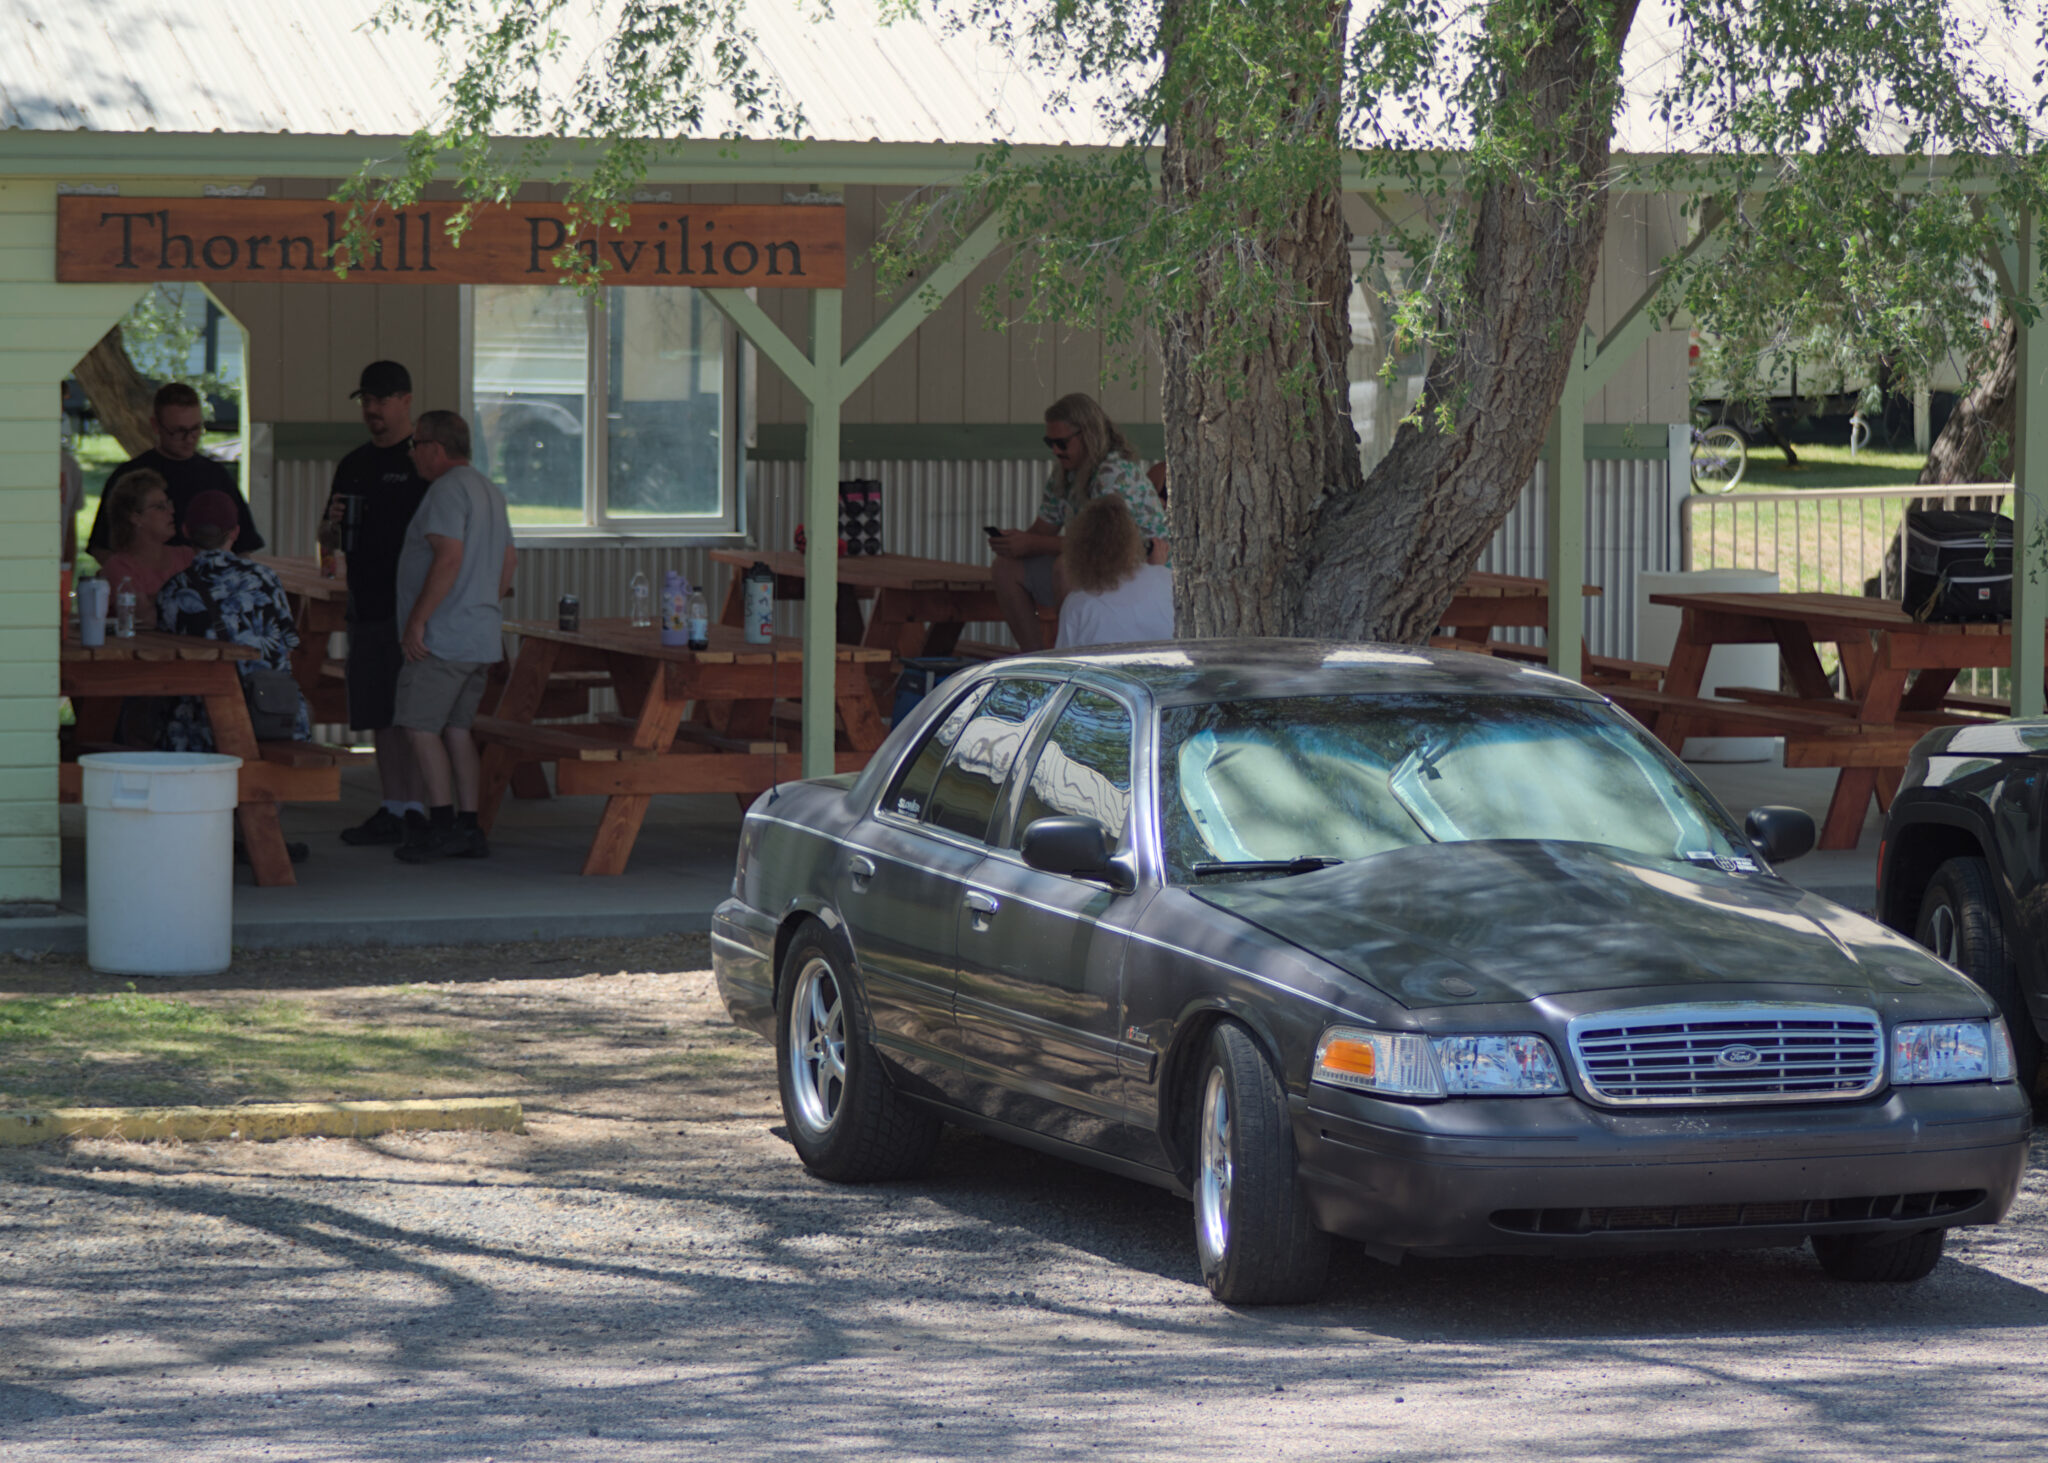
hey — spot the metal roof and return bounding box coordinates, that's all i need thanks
[0,0,2033,160]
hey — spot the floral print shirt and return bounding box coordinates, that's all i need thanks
[1036,451,1169,539]
[156,550,310,751]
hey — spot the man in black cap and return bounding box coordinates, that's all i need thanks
[325,361,433,846]
[85,382,264,558]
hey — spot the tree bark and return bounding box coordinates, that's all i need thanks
[1163,0,1638,645]
[1918,314,2015,487]
[72,326,156,457]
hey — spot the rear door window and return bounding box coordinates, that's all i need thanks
[925,678,1063,843]
[881,683,992,821]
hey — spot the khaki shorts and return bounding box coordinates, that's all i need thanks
[392,655,491,733]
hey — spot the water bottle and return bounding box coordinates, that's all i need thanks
[742,561,776,645]
[114,576,136,638]
[686,587,710,651]
[660,570,690,648]
[629,571,653,628]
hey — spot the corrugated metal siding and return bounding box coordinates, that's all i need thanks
[1473,457,1676,658]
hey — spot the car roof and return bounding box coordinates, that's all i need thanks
[990,638,1607,708]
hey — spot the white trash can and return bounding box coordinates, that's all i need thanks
[1635,570,1782,763]
[81,752,241,976]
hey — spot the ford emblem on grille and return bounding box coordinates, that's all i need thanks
[1715,1044,1763,1068]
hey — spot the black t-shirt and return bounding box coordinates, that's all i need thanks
[325,438,431,624]
[86,449,265,558]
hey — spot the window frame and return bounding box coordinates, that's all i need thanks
[459,283,753,545]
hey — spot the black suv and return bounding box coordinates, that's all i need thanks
[1878,719,2048,1092]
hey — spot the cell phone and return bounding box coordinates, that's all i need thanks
[984,525,1003,539]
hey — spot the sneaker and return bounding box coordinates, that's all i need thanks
[339,807,406,846]
[395,823,488,863]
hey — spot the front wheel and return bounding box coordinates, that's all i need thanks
[1691,425,1748,493]
[775,921,939,1183]
[1812,1228,1947,1282]
[1914,855,2040,1091]
[1192,1022,1330,1305]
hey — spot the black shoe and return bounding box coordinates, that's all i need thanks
[396,823,487,863]
[399,809,430,851]
[340,807,407,846]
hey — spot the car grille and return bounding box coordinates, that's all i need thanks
[1566,1004,1885,1106]
[1493,1191,1984,1236]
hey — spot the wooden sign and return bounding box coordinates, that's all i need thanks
[56,197,845,288]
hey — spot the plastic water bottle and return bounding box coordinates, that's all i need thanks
[114,577,136,638]
[629,571,653,628]
[660,570,690,648]
[686,587,709,650]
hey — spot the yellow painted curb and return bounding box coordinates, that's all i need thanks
[0,1097,525,1146]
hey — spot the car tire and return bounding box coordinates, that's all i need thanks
[1811,1227,1947,1282]
[1192,1021,1330,1305]
[775,920,940,1183]
[1914,855,2041,1089]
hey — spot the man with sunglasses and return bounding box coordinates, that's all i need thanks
[85,382,263,559]
[987,392,1168,650]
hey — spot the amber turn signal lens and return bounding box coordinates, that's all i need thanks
[1318,1039,1377,1078]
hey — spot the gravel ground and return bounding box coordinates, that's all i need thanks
[4,959,2048,1461]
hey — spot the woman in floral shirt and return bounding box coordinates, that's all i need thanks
[155,491,311,752]
[988,393,1169,651]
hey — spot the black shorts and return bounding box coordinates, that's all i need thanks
[344,618,405,731]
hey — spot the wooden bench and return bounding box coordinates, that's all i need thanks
[1443,637,1664,685]
[470,716,658,763]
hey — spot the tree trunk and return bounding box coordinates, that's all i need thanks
[1918,313,2015,487]
[1163,0,1639,645]
[72,325,156,457]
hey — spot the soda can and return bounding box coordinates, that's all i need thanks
[338,492,365,555]
[558,593,580,633]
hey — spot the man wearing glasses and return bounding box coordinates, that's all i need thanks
[85,382,263,559]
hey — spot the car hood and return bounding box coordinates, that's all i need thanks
[1190,840,1961,1008]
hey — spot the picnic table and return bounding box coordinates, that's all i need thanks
[1608,591,2007,850]
[250,556,350,723]
[473,619,892,876]
[1438,571,1604,640]
[708,548,1004,659]
[59,631,341,886]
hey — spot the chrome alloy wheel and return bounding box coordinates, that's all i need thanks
[1195,1066,1234,1271]
[1927,902,1960,965]
[786,955,847,1136]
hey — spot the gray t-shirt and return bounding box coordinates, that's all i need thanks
[395,463,513,664]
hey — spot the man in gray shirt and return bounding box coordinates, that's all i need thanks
[391,409,516,863]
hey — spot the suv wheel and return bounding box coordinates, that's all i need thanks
[1914,856,2041,1092]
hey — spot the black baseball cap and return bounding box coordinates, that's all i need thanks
[350,361,412,399]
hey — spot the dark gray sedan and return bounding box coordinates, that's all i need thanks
[712,642,2030,1304]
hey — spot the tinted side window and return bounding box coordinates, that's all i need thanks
[1013,690,1135,846]
[926,678,1062,843]
[881,683,991,820]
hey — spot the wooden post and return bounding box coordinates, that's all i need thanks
[803,290,845,779]
[2010,211,2046,719]
[1546,328,1590,682]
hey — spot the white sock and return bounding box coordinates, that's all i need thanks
[403,802,427,817]
[382,800,407,817]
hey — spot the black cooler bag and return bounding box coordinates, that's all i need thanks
[1903,509,2013,622]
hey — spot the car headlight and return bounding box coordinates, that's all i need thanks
[1891,1018,2016,1085]
[1313,1027,1566,1098]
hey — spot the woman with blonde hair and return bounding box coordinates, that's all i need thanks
[989,392,1169,650]
[1055,495,1174,648]
[92,469,193,631]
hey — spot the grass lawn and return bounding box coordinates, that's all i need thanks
[1740,441,1929,492]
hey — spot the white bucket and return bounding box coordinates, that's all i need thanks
[81,752,242,976]
[1635,570,1783,763]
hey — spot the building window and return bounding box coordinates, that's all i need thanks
[464,284,743,535]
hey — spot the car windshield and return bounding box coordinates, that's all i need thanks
[1158,693,1753,881]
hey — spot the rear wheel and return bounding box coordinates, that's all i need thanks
[1812,1228,1947,1282]
[1192,1022,1330,1305]
[775,921,939,1182]
[1691,425,1748,492]
[1914,856,2040,1090]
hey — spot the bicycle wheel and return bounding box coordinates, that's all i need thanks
[1691,425,1747,493]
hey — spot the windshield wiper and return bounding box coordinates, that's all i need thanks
[1189,856,1346,878]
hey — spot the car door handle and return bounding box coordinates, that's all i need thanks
[964,891,1000,916]
[847,855,876,891]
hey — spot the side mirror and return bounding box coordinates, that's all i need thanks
[1021,816,1133,891]
[1745,805,1816,865]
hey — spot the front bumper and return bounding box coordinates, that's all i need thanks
[1295,1081,2032,1258]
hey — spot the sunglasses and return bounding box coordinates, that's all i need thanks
[160,424,205,440]
[1043,432,1081,451]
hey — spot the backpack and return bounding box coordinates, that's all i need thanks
[1903,509,2012,623]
